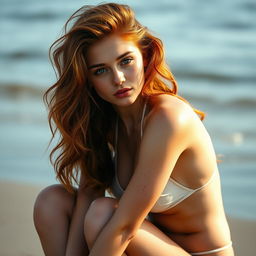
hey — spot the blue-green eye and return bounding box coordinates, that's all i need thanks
[121,57,133,65]
[94,67,107,75]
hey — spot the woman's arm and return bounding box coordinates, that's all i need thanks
[89,101,196,256]
[66,176,105,255]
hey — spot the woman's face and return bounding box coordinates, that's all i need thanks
[87,34,145,107]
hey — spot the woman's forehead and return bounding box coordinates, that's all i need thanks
[87,34,140,65]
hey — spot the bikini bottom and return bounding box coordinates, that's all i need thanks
[190,241,232,255]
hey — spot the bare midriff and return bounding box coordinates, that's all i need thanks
[149,210,232,255]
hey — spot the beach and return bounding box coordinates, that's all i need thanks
[0,0,255,255]
[1,0,256,220]
[0,180,255,256]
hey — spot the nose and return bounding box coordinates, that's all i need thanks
[113,68,125,86]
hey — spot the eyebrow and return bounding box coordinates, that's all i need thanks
[88,51,133,69]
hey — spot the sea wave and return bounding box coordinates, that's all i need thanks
[239,1,256,11]
[1,83,256,110]
[225,98,256,108]
[174,70,256,84]
[0,83,45,97]
[0,51,47,60]
[1,11,59,21]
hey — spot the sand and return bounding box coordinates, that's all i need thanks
[0,180,255,256]
[0,181,44,256]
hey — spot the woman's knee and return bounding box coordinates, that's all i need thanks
[84,197,118,247]
[84,197,118,230]
[33,184,76,230]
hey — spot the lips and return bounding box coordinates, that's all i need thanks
[114,88,132,96]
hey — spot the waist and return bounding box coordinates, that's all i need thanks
[149,212,231,251]
[167,224,232,254]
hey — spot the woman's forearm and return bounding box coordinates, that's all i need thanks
[89,231,131,256]
[89,218,135,256]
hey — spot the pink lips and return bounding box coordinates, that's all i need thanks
[114,88,132,98]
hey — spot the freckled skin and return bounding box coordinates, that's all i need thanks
[87,34,145,108]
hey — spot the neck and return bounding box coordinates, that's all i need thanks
[113,96,146,136]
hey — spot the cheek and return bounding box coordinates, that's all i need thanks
[91,78,106,91]
[91,79,111,99]
[132,62,145,85]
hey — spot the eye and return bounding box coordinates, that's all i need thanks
[121,57,133,65]
[94,67,107,76]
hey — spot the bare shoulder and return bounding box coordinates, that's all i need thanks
[146,94,199,133]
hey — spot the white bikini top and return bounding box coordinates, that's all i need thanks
[110,99,217,213]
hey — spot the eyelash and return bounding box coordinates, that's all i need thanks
[94,68,106,76]
[93,57,134,76]
[121,57,133,65]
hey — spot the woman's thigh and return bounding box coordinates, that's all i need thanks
[33,184,76,229]
[33,184,77,255]
[84,197,190,256]
[126,219,190,256]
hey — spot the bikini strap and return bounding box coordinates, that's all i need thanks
[140,99,148,138]
[115,117,118,165]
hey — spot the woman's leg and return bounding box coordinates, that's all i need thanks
[84,197,190,256]
[84,197,118,250]
[33,184,76,256]
[84,197,128,256]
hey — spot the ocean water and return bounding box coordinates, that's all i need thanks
[0,0,256,220]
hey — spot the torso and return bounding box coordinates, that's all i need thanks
[109,94,232,254]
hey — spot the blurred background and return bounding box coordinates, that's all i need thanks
[0,0,255,220]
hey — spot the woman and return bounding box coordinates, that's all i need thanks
[33,3,234,256]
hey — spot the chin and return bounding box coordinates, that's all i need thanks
[114,96,138,107]
[117,100,135,107]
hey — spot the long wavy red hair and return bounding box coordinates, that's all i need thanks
[44,3,204,192]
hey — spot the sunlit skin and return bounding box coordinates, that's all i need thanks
[33,5,233,255]
[87,34,145,134]
[84,34,233,256]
